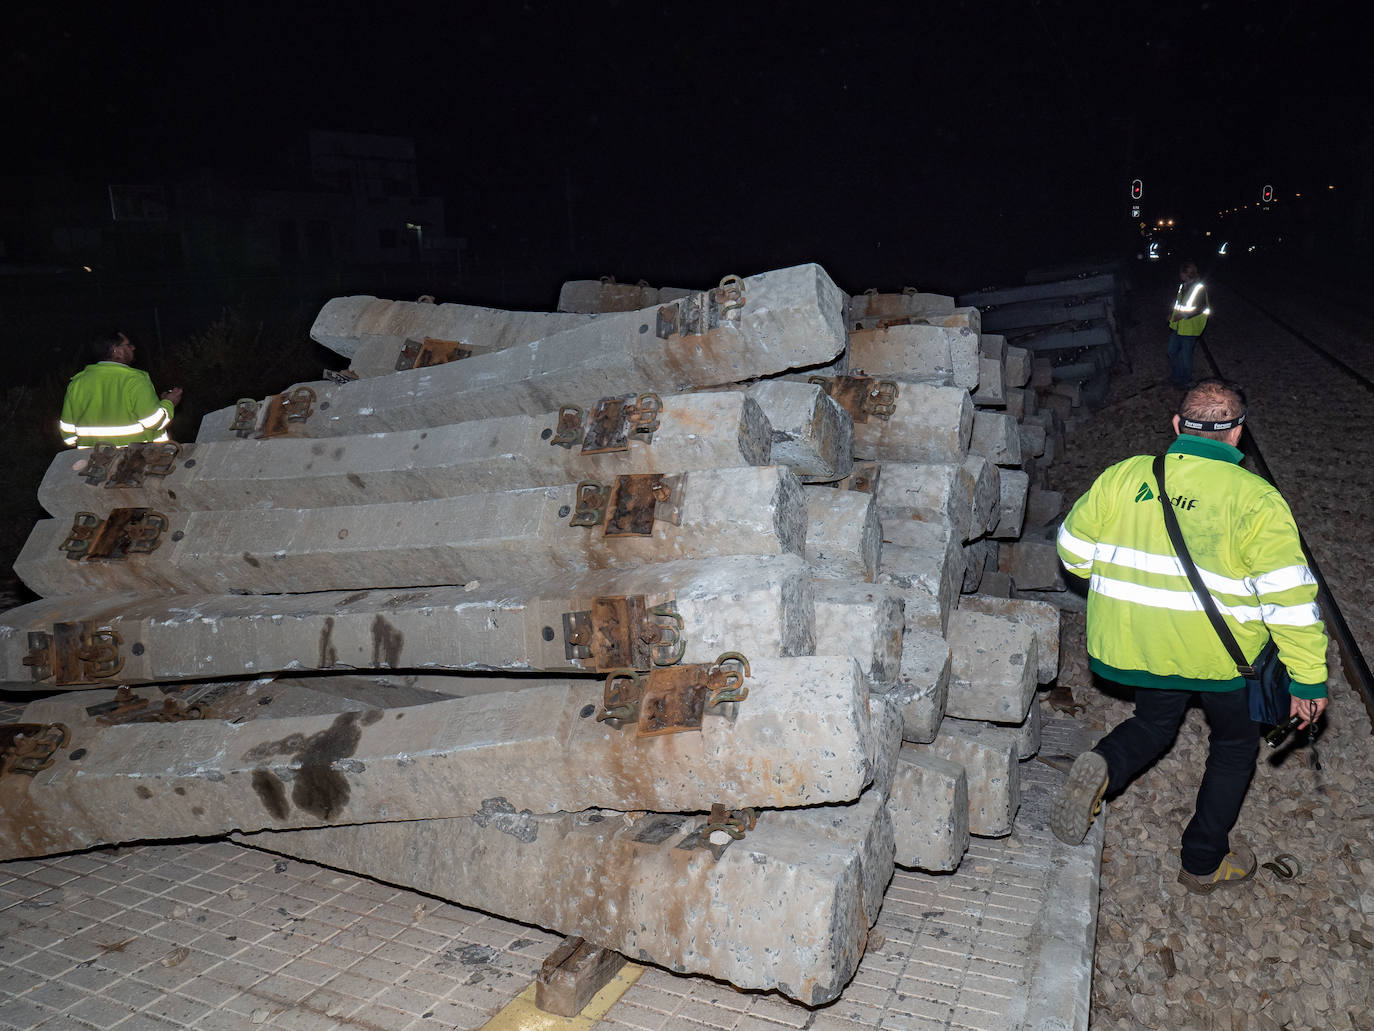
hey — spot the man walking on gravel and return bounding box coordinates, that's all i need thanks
[1051,379,1329,894]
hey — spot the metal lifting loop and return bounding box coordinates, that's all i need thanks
[136,441,181,479]
[75,629,124,679]
[598,669,643,723]
[80,444,119,485]
[550,404,585,449]
[708,651,751,706]
[59,512,101,559]
[648,604,686,666]
[716,274,745,318]
[867,380,899,420]
[0,722,70,778]
[629,394,662,437]
[570,481,608,527]
[286,386,317,419]
[704,803,757,841]
[231,398,259,433]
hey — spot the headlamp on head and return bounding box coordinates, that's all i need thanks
[1179,411,1246,432]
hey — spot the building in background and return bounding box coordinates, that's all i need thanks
[2,131,463,282]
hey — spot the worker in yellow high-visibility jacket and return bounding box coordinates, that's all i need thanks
[1052,379,1328,894]
[59,331,183,447]
[1168,260,1210,388]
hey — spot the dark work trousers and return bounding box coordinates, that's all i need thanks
[1167,330,1201,388]
[1091,684,1259,876]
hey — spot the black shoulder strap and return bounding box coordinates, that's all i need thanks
[1152,454,1254,676]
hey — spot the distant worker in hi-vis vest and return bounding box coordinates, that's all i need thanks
[59,331,183,447]
[1167,260,1210,388]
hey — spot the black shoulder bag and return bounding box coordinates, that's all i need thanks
[1152,454,1290,725]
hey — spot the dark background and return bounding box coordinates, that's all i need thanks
[7,1,1371,301]
[0,0,1371,442]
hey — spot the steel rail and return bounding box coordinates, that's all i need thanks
[1222,283,1374,396]
[1196,327,1374,727]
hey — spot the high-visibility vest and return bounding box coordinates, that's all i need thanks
[59,362,174,448]
[1169,281,1210,336]
[1057,434,1327,694]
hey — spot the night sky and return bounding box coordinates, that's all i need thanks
[7,1,1369,298]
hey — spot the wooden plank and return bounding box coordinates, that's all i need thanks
[535,936,627,1017]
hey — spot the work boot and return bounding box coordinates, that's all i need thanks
[1177,842,1257,895]
[1050,750,1109,845]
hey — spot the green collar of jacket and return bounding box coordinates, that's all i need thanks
[1166,434,1243,464]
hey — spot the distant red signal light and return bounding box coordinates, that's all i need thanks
[1130,179,1143,200]
[1262,185,1273,202]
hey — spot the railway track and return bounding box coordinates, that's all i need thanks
[1075,267,1374,1028]
[1221,277,1374,394]
[1202,274,1374,725]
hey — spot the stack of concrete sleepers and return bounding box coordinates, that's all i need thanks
[812,285,1061,843]
[0,263,1061,1007]
[956,263,1123,407]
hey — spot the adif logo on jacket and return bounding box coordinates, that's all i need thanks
[1136,480,1200,509]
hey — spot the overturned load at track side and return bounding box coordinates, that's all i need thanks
[0,261,1080,1004]
[957,263,1123,399]
[310,295,598,378]
[34,391,775,515]
[14,465,807,596]
[0,655,874,861]
[979,297,1109,334]
[238,693,905,1008]
[203,263,848,440]
[0,555,815,688]
[240,791,894,1007]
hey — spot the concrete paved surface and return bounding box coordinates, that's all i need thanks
[0,699,1100,1030]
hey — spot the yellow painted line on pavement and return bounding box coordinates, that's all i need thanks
[479,963,644,1030]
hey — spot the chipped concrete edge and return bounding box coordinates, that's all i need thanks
[1021,714,1104,1031]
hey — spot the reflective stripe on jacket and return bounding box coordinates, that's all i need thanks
[1169,281,1210,336]
[1057,434,1327,696]
[59,362,174,447]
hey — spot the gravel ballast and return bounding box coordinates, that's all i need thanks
[1045,265,1374,1031]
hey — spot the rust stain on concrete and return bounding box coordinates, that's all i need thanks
[371,616,404,667]
[244,710,383,823]
[319,617,339,667]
